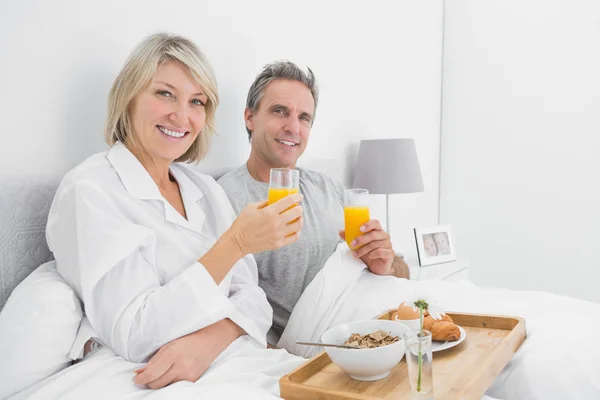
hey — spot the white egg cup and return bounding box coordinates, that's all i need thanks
[393,314,421,331]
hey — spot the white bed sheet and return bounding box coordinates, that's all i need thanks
[9,244,600,399]
[8,336,304,400]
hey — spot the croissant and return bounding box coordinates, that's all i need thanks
[422,313,460,341]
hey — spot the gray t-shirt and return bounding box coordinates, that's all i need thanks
[218,165,345,338]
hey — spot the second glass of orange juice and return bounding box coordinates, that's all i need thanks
[343,189,370,250]
[268,168,300,206]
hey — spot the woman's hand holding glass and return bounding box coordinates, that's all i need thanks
[229,193,303,255]
[200,168,302,284]
[228,167,303,255]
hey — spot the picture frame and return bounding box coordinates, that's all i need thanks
[414,225,457,267]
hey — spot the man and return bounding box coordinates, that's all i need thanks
[218,61,409,344]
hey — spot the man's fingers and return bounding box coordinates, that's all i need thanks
[353,241,379,259]
[352,230,390,248]
[359,219,383,233]
[146,365,179,390]
[367,248,394,261]
[339,230,345,240]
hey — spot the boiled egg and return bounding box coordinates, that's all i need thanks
[396,302,420,320]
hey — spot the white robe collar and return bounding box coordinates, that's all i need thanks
[106,141,206,234]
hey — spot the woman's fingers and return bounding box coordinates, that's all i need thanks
[279,231,300,247]
[280,205,303,224]
[283,216,303,237]
[146,365,179,390]
[134,356,173,386]
[266,194,303,214]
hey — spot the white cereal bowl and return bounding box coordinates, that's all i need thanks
[321,320,410,381]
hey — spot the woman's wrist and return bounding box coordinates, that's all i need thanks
[227,226,249,258]
[196,319,245,357]
[199,230,245,284]
[222,318,246,339]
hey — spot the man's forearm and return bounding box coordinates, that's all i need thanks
[390,256,410,279]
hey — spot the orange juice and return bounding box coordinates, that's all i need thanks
[268,188,300,233]
[344,206,370,249]
[268,187,299,206]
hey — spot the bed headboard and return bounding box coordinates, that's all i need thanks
[0,176,59,310]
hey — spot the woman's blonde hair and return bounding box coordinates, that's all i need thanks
[104,33,219,163]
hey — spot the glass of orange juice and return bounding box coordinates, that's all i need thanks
[268,168,299,206]
[343,188,370,250]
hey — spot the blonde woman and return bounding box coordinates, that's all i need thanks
[44,33,303,391]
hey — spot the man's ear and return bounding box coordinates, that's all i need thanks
[244,107,254,132]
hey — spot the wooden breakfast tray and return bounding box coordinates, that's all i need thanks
[279,311,526,400]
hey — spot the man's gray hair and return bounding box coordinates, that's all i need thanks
[245,61,318,140]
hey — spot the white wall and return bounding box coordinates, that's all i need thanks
[441,0,600,302]
[0,0,443,255]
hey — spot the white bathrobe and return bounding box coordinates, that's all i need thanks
[46,142,272,362]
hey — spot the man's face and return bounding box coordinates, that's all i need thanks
[246,79,315,168]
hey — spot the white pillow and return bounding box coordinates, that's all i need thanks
[0,260,83,399]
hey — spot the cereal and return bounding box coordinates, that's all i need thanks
[343,330,399,349]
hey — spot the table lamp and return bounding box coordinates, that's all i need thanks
[352,138,424,246]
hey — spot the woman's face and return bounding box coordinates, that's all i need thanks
[129,60,208,164]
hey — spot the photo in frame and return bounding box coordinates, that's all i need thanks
[414,225,457,266]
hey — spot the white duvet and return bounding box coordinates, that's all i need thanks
[9,244,600,400]
[279,244,600,400]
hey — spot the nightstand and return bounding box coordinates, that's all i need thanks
[402,256,470,283]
